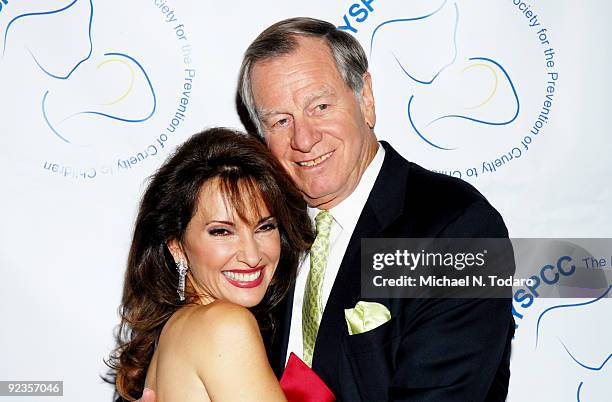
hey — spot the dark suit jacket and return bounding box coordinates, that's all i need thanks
[270,141,514,402]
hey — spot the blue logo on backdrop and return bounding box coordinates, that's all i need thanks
[0,0,196,180]
[338,0,559,179]
[508,239,611,401]
[533,285,612,401]
[0,0,10,15]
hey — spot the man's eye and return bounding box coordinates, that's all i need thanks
[316,104,328,111]
[208,228,231,236]
[274,118,289,128]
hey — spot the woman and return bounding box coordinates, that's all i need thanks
[107,128,324,401]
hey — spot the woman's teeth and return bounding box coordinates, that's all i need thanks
[222,270,262,282]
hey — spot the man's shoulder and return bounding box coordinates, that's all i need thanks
[379,142,490,210]
[406,161,487,209]
[376,142,506,237]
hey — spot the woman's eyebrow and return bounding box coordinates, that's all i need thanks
[257,215,275,224]
[205,220,235,226]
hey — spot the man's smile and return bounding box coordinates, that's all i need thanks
[295,151,334,167]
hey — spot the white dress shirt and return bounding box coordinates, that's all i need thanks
[286,144,386,363]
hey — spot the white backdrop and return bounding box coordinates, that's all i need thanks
[0,1,610,401]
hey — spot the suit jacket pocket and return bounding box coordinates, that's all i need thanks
[342,315,399,354]
[338,317,400,401]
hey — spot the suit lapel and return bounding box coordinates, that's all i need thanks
[312,142,413,381]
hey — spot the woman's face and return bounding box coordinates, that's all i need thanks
[169,180,281,307]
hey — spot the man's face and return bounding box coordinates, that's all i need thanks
[250,36,378,209]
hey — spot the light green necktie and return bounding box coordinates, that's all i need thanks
[302,211,334,366]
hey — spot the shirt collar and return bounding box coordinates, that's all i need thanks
[307,142,386,228]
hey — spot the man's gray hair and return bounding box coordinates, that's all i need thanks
[238,17,369,136]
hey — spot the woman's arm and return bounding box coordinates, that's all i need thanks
[155,301,287,402]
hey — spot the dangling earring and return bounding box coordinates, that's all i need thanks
[176,258,188,301]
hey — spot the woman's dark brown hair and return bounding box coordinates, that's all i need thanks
[106,127,313,401]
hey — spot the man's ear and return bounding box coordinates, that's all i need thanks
[359,72,376,129]
[166,239,184,263]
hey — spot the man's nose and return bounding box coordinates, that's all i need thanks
[291,117,321,152]
[236,234,263,267]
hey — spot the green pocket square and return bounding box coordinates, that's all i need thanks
[344,301,391,335]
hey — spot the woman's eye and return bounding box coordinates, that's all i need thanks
[316,104,328,111]
[208,228,231,236]
[257,223,278,232]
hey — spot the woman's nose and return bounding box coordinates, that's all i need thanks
[236,234,263,267]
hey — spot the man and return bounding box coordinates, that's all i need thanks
[136,17,513,401]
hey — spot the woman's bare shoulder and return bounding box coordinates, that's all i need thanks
[192,300,258,327]
[159,301,261,360]
[156,302,284,401]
